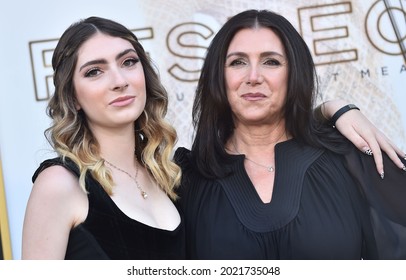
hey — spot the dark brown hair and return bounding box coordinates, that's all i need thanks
[191,9,345,178]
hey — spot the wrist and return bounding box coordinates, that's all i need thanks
[322,99,348,119]
[330,104,360,127]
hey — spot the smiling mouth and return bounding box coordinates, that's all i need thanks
[109,96,136,106]
[242,93,266,100]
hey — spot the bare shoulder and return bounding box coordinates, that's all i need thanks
[22,165,88,259]
[33,164,81,191]
[29,164,88,226]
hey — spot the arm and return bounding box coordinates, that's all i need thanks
[22,165,87,259]
[315,99,406,176]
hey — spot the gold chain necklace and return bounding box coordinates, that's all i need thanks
[232,132,286,173]
[246,157,275,172]
[233,141,275,172]
[103,157,148,199]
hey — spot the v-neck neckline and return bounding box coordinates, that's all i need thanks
[219,139,324,232]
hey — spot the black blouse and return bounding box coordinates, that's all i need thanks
[174,139,406,259]
[32,158,186,260]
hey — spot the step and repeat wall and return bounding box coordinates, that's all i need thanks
[0,0,405,259]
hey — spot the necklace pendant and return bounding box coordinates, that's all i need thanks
[268,166,275,172]
[141,191,148,199]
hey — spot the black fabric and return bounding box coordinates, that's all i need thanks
[174,139,406,260]
[65,224,109,260]
[343,147,406,259]
[32,158,186,260]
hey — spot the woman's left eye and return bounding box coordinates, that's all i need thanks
[264,58,280,66]
[123,58,139,67]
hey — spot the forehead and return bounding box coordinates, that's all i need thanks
[227,27,284,54]
[77,33,134,61]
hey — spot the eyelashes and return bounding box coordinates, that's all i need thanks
[122,57,139,67]
[228,59,245,67]
[84,67,101,78]
[226,58,282,68]
[83,57,140,78]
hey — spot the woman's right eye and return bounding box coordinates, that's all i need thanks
[84,68,102,77]
[228,59,246,67]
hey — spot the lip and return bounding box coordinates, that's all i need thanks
[109,95,136,107]
[241,92,267,101]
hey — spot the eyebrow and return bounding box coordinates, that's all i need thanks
[226,51,284,59]
[79,48,137,72]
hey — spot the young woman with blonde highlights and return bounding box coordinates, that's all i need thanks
[22,17,183,259]
[48,21,180,199]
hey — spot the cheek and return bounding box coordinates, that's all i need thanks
[279,75,289,96]
[135,75,146,90]
[226,88,240,110]
[73,81,89,110]
[72,80,83,110]
[130,66,146,84]
[72,73,88,107]
[225,72,240,91]
[225,72,244,107]
[74,82,101,111]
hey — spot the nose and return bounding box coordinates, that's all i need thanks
[114,83,128,91]
[246,65,264,85]
[111,69,129,91]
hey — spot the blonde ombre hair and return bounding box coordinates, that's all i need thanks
[47,17,181,200]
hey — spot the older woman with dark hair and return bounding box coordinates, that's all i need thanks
[175,9,406,259]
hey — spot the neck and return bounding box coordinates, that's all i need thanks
[230,119,288,153]
[92,124,137,167]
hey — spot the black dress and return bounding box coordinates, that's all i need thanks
[32,158,186,260]
[174,139,406,259]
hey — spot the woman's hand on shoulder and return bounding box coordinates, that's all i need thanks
[321,99,406,176]
[21,165,88,259]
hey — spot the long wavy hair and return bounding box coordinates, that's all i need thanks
[191,9,346,178]
[47,16,181,199]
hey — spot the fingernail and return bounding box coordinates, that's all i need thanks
[380,172,384,179]
[363,148,373,156]
[402,165,406,172]
[404,154,406,161]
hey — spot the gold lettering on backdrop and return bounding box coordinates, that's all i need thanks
[131,27,154,57]
[29,39,58,101]
[298,2,358,66]
[166,22,214,82]
[365,0,406,63]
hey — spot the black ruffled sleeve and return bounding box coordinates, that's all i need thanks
[32,157,80,183]
[174,147,195,197]
[344,147,406,259]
